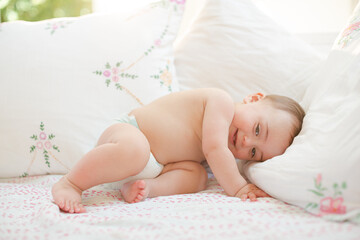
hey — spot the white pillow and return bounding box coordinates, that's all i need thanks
[174,0,322,102]
[244,2,360,223]
[0,0,185,178]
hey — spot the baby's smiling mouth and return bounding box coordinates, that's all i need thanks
[233,129,238,146]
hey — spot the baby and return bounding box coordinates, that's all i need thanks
[52,88,305,213]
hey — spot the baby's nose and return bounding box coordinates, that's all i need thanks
[242,135,251,147]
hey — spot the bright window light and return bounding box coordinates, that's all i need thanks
[92,0,153,13]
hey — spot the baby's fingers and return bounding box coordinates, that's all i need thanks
[240,194,248,201]
[254,190,271,198]
[240,193,257,201]
[248,192,257,201]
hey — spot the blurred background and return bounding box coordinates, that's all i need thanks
[0,0,92,22]
[0,0,359,57]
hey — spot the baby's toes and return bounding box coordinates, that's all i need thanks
[55,199,65,209]
[132,196,141,203]
[138,190,145,197]
[64,200,71,212]
[74,202,86,213]
[67,200,74,213]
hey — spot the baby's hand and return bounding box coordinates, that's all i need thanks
[235,183,271,201]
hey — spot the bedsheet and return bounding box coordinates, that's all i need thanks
[0,175,359,240]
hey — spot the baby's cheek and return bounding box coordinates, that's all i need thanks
[234,150,248,161]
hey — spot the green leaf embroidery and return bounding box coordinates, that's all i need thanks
[115,83,122,90]
[30,145,36,153]
[305,203,312,209]
[53,145,60,152]
[308,189,324,197]
[30,135,38,141]
[20,172,29,178]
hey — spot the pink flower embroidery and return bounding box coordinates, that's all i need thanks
[103,70,111,78]
[154,39,161,47]
[306,173,348,215]
[39,132,47,140]
[342,22,360,37]
[170,0,186,4]
[112,67,119,75]
[160,69,172,86]
[44,141,52,150]
[52,24,58,30]
[320,197,346,214]
[36,142,43,150]
[112,75,119,82]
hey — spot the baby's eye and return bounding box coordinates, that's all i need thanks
[255,124,260,136]
[251,147,256,158]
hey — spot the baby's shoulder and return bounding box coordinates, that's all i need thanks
[201,88,234,106]
[190,88,232,103]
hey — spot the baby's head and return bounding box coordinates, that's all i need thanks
[229,93,305,161]
[258,94,305,144]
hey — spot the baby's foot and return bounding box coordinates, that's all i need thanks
[120,180,149,203]
[51,176,86,213]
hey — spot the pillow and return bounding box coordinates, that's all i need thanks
[174,0,322,103]
[0,0,185,178]
[244,2,360,223]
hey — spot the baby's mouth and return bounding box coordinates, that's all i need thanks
[233,129,238,146]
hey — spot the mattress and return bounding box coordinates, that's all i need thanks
[1,175,359,240]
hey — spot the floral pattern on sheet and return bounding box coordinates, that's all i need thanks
[1,175,360,239]
[45,20,72,35]
[94,62,138,87]
[21,122,66,177]
[93,6,177,106]
[93,62,144,105]
[306,174,347,216]
[144,24,170,56]
[337,8,360,48]
[150,60,173,91]
[151,0,186,13]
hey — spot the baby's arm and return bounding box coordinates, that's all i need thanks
[202,90,247,196]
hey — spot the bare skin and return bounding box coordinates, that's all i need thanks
[121,180,149,203]
[52,176,86,213]
[52,88,296,213]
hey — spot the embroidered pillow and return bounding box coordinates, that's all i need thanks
[0,0,185,178]
[244,2,360,223]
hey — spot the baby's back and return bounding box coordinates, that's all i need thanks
[131,89,218,165]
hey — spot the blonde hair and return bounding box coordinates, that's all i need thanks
[263,95,305,142]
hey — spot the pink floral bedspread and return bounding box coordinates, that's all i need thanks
[1,175,359,240]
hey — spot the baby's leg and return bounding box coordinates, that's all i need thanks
[121,161,208,203]
[52,123,151,213]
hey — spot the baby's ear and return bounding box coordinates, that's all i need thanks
[243,93,265,104]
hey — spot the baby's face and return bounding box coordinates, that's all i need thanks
[228,101,295,161]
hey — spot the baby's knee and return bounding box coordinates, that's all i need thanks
[107,124,150,173]
[119,135,150,172]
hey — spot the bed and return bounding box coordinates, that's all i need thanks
[1,0,360,239]
[1,175,359,240]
